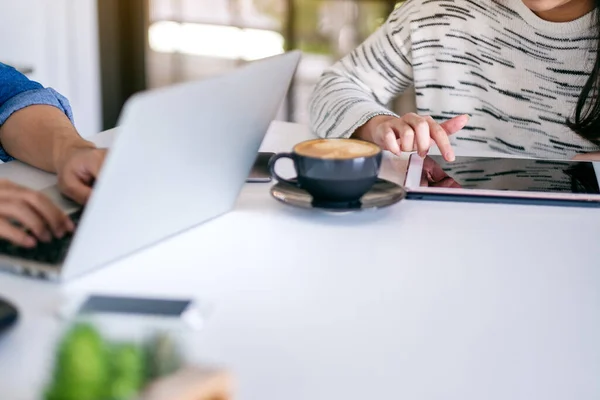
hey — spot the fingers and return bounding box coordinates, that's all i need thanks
[59,173,92,205]
[572,154,585,161]
[426,116,455,162]
[19,189,72,237]
[372,123,401,155]
[0,202,51,242]
[402,113,431,157]
[373,114,430,156]
[369,114,467,161]
[0,219,36,248]
[0,179,71,238]
[440,114,470,135]
[572,152,600,161]
[58,148,106,205]
[0,180,73,247]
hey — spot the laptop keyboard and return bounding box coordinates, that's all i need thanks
[0,209,84,266]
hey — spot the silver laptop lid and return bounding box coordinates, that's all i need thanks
[61,51,301,280]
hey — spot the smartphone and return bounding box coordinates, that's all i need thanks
[57,294,209,331]
[247,152,275,182]
[78,295,193,316]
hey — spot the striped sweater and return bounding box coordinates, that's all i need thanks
[308,0,600,159]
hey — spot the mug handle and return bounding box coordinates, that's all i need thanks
[268,153,298,186]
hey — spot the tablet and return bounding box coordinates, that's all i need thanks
[404,154,600,207]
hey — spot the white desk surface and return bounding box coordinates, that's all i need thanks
[0,121,599,400]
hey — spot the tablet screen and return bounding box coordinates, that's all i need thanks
[419,155,600,194]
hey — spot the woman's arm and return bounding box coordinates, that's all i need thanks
[308,1,418,139]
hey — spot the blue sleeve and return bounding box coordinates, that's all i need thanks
[0,63,74,162]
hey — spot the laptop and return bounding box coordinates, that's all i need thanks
[0,50,301,281]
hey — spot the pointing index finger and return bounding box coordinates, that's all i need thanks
[426,117,455,162]
[440,114,470,135]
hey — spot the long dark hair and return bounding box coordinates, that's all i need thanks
[567,1,600,145]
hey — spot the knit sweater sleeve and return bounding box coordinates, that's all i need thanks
[308,0,417,139]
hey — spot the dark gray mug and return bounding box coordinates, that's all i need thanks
[269,138,382,206]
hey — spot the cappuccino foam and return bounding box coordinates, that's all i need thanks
[295,139,380,160]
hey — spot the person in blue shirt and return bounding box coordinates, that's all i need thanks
[0,63,106,248]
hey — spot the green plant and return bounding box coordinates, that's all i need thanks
[106,344,145,400]
[45,323,183,400]
[45,324,110,400]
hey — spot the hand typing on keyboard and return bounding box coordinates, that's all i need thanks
[56,146,106,205]
[0,179,74,248]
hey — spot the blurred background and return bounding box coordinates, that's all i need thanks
[0,0,412,136]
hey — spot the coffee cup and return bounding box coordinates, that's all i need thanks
[268,138,382,206]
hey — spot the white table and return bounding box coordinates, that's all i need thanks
[0,121,599,400]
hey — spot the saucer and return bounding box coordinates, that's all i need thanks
[270,178,406,212]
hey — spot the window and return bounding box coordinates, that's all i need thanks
[147,0,399,122]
